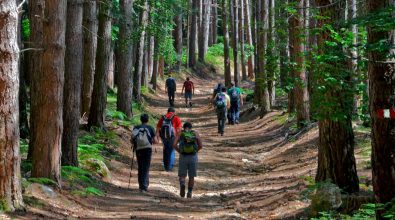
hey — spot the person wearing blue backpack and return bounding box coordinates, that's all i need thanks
[213,87,230,136]
[172,122,203,198]
[228,82,243,125]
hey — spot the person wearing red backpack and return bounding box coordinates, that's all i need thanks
[181,77,195,108]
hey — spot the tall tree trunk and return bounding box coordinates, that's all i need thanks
[232,0,240,86]
[31,0,67,186]
[267,0,276,107]
[88,0,112,130]
[152,38,159,90]
[209,0,218,45]
[199,0,211,62]
[367,0,395,209]
[239,0,247,81]
[18,1,29,139]
[27,0,44,160]
[81,0,97,117]
[148,36,155,80]
[290,0,310,128]
[0,0,24,211]
[314,0,359,193]
[348,0,359,115]
[254,0,270,113]
[62,0,83,166]
[189,0,198,67]
[107,46,115,88]
[174,13,183,71]
[116,0,134,118]
[133,0,149,102]
[223,0,232,87]
[142,41,149,87]
[245,0,254,79]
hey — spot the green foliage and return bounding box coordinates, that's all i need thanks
[22,18,30,39]
[72,187,104,197]
[0,199,9,212]
[20,139,28,157]
[62,166,95,185]
[23,196,44,208]
[28,178,57,187]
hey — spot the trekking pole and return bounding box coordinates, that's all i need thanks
[128,148,135,189]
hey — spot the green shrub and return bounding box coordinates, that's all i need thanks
[28,178,57,187]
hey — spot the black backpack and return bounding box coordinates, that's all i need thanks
[160,114,175,140]
[166,78,176,91]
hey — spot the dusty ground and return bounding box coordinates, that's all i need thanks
[7,74,345,220]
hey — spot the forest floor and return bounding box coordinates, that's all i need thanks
[5,70,373,220]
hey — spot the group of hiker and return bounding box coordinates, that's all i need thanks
[131,107,202,198]
[212,82,243,136]
[130,75,243,198]
[165,74,195,108]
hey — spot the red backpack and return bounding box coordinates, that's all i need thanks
[184,81,193,92]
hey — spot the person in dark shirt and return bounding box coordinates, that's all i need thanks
[165,74,177,107]
[131,114,157,192]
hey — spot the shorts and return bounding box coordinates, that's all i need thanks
[185,91,193,100]
[178,154,198,177]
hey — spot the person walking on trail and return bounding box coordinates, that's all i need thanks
[131,114,157,193]
[156,107,182,171]
[165,74,177,107]
[228,82,243,125]
[213,87,230,136]
[172,122,203,198]
[212,83,223,100]
[181,77,195,108]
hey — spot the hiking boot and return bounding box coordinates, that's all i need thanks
[189,102,192,107]
[221,132,224,136]
[235,120,239,124]
[180,185,186,198]
[187,192,192,198]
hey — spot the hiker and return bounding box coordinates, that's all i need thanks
[165,73,177,107]
[131,114,157,193]
[228,82,243,124]
[213,87,230,136]
[172,122,203,198]
[156,107,182,171]
[212,83,223,100]
[181,77,195,107]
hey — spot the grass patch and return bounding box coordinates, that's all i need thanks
[28,178,57,187]
[206,43,225,69]
[72,186,104,197]
[274,113,289,125]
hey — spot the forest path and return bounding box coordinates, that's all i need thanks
[14,74,318,220]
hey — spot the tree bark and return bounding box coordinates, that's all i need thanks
[267,0,276,107]
[189,0,198,67]
[239,0,247,81]
[0,0,24,211]
[209,0,218,46]
[31,0,67,186]
[199,0,211,62]
[81,0,97,117]
[290,0,310,128]
[88,0,112,130]
[116,0,134,118]
[133,0,149,102]
[62,0,83,166]
[152,38,159,90]
[367,0,395,208]
[254,0,270,113]
[347,0,359,115]
[27,0,44,160]
[223,0,232,87]
[174,13,183,70]
[245,0,254,79]
[232,0,240,86]
[314,0,359,193]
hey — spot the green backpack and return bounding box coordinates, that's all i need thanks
[179,130,198,154]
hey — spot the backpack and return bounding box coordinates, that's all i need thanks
[179,130,198,154]
[160,114,175,140]
[213,84,222,96]
[230,88,240,104]
[166,78,176,91]
[184,81,193,92]
[216,93,227,110]
[132,127,152,150]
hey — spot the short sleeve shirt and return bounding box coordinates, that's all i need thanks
[156,113,182,136]
[132,124,156,145]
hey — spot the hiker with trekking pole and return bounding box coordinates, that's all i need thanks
[130,114,157,193]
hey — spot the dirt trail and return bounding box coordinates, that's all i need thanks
[12,74,319,220]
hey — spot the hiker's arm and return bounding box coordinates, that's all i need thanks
[240,94,244,106]
[196,133,203,152]
[192,82,195,94]
[181,84,185,94]
[172,135,180,153]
